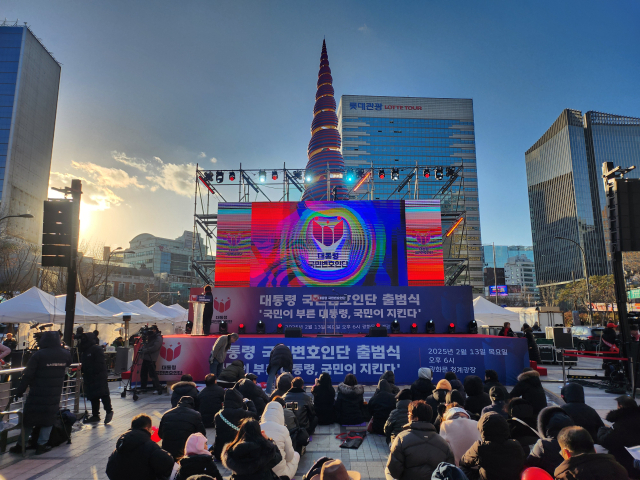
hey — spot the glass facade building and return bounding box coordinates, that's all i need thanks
[525,109,640,287]
[483,245,534,270]
[337,96,483,292]
[0,24,60,244]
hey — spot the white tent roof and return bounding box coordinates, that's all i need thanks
[55,292,117,324]
[150,302,181,319]
[472,296,520,327]
[126,299,168,323]
[0,287,62,323]
[165,303,187,322]
[98,297,163,323]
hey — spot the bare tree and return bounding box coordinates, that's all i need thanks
[0,239,40,297]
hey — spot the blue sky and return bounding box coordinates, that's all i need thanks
[5,1,640,249]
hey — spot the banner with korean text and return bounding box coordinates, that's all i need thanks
[147,334,529,386]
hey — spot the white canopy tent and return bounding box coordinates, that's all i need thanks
[151,302,188,333]
[55,293,117,324]
[99,297,163,324]
[150,302,180,318]
[473,296,521,328]
[126,300,169,323]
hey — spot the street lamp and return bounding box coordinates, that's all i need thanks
[0,213,33,222]
[103,247,135,300]
[555,236,593,325]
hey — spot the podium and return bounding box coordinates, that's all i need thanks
[190,300,205,336]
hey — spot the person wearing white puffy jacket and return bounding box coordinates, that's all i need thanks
[439,406,482,466]
[260,401,300,480]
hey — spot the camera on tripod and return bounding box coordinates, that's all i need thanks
[136,325,159,344]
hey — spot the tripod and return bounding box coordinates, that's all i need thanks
[120,339,144,401]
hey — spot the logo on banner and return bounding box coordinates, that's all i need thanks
[411,230,431,254]
[225,233,243,256]
[214,297,231,313]
[307,216,350,270]
[160,342,182,361]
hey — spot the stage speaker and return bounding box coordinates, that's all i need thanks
[369,326,388,337]
[538,344,555,364]
[285,327,302,338]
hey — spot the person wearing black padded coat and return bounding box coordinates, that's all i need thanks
[266,343,293,395]
[198,373,225,428]
[368,378,396,435]
[12,331,71,454]
[463,375,491,418]
[506,398,539,455]
[523,324,542,363]
[384,389,412,444]
[158,396,207,459]
[211,388,257,460]
[175,433,223,480]
[218,359,246,386]
[559,382,604,441]
[426,379,452,424]
[597,395,640,479]
[234,374,269,416]
[459,412,525,480]
[222,418,283,480]
[311,372,335,425]
[410,367,434,401]
[106,414,174,480]
[171,374,200,409]
[283,377,318,435]
[378,370,400,395]
[483,369,508,399]
[444,372,466,403]
[524,406,574,476]
[510,368,547,417]
[80,331,113,424]
[269,371,294,401]
[335,373,368,425]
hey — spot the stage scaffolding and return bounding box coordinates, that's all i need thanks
[192,163,471,287]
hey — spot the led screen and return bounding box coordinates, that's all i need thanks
[214,200,443,287]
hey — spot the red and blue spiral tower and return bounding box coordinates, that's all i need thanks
[301,40,348,201]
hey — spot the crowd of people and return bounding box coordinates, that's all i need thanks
[7,330,640,480]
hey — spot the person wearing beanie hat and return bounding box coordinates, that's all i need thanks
[426,380,452,423]
[480,386,508,419]
[440,405,481,466]
[410,367,435,401]
[175,433,223,480]
[310,459,361,480]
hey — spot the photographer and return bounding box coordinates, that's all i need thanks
[80,332,114,424]
[9,331,71,454]
[139,325,163,393]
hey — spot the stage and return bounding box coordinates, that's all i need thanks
[143,333,529,386]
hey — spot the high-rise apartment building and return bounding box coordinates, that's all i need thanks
[337,96,483,292]
[0,23,61,244]
[525,109,640,287]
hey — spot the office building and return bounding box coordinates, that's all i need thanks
[483,245,534,270]
[338,95,483,292]
[525,109,640,287]
[0,22,61,244]
[504,254,537,290]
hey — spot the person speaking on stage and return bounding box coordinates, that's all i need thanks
[209,332,239,376]
[202,284,213,335]
[266,343,293,395]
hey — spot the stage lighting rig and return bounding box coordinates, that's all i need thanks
[218,320,228,334]
[391,168,399,181]
[378,169,385,179]
[294,170,302,179]
[468,320,478,334]
[256,320,265,334]
[435,167,444,180]
[203,171,214,182]
[356,168,365,178]
[215,171,224,183]
[423,168,430,178]
[238,323,246,334]
[426,320,435,334]
[276,323,284,334]
[391,319,400,334]
[446,167,456,177]
[272,170,278,180]
[229,171,236,181]
[447,322,456,334]
[305,173,313,183]
[259,170,266,183]
[410,322,418,334]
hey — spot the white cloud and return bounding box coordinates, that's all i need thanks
[49,172,123,211]
[153,156,164,164]
[71,161,145,189]
[146,163,196,197]
[198,152,206,158]
[111,151,149,172]
[210,157,218,164]
[358,24,370,33]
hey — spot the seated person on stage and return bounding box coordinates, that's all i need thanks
[175,433,223,480]
[211,388,257,460]
[335,373,368,426]
[198,373,225,428]
[368,379,396,435]
[311,372,335,425]
[270,372,294,401]
[171,374,200,409]
[283,377,318,436]
[234,373,269,416]
[106,414,175,480]
[158,396,207,460]
[217,359,246,387]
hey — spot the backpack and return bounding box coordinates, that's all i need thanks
[47,409,76,447]
[303,456,334,480]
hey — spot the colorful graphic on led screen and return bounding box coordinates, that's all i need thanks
[214,200,443,287]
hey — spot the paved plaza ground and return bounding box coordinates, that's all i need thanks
[0,357,629,480]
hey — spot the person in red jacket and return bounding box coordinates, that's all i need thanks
[498,322,515,337]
